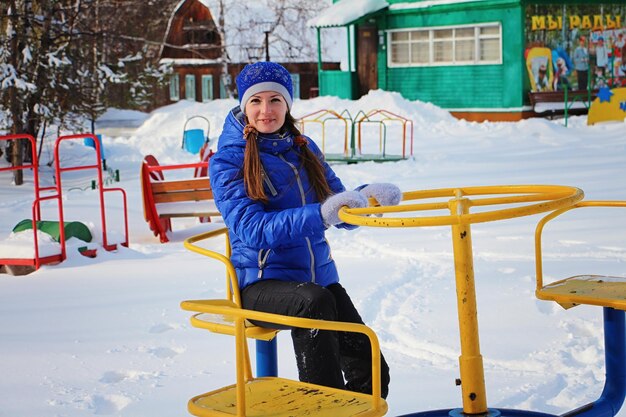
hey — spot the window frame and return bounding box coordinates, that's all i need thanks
[387,22,502,68]
[201,74,214,102]
[169,73,180,101]
[290,73,300,100]
[185,74,196,101]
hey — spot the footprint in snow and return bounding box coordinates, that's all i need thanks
[148,323,176,334]
[147,346,185,358]
[87,394,132,415]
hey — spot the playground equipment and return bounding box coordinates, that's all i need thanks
[55,133,129,251]
[84,134,106,167]
[182,116,210,154]
[534,201,626,417]
[354,109,413,161]
[338,185,626,417]
[297,109,352,161]
[181,227,387,417]
[12,219,92,243]
[297,109,414,163]
[179,184,625,416]
[0,133,128,274]
[141,147,219,243]
[83,134,120,186]
[587,87,626,125]
[0,134,65,273]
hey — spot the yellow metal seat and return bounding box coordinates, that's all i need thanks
[183,229,388,417]
[535,201,626,310]
[537,275,626,310]
[189,378,382,417]
[190,310,277,342]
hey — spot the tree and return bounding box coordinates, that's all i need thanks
[200,0,331,92]
[222,0,329,63]
[0,0,172,184]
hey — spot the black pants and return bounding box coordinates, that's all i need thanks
[577,69,588,90]
[241,280,390,399]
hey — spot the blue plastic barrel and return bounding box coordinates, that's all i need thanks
[183,129,205,154]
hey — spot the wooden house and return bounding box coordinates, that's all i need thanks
[310,0,626,121]
[159,0,339,105]
[159,0,226,103]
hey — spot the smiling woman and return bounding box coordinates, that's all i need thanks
[244,91,287,134]
[204,61,402,400]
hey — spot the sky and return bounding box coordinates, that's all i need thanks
[1,90,626,417]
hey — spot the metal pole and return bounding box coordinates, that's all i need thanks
[256,339,278,377]
[264,31,270,62]
[449,196,488,414]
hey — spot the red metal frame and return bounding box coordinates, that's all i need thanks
[355,109,414,159]
[141,154,210,243]
[0,134,65,270]
[54,134,129,251]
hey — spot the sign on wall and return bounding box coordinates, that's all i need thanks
[525,4,626,92]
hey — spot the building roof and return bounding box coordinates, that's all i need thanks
[308,0,517,28]
[390,0,511,11]
[307,0,389,28]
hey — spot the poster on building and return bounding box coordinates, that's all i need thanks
[525,4,626,92]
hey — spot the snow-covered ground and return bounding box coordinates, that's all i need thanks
[1,91,625,417]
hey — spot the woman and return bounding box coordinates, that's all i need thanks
[209,62,397,398]
[535,64,550,92]
[553,57,570,91]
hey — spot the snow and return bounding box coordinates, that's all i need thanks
[390,0,491,11]
[1,90,626,417]
[308,0,389,28]
[158,58,221,66]
[307,0,497,28]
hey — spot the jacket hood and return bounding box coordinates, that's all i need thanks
[218,106,297,155]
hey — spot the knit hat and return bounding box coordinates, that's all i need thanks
[236,62,293,113]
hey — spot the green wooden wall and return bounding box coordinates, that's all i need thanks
[374,0,525,110]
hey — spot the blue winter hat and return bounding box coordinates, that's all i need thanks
[236,62,293,113]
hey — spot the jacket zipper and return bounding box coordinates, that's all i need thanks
[278,154,316,283]
[261,165,278,197]
[258,248,272,279]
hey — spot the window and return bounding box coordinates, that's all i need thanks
[479,25,501,61]
[201,75,213,102]
[220,74,232,99]
[388,23,502,67]
[183,19,219,45]
[290,73,300,99]
[185,74,196,101]
[169,74,180,101]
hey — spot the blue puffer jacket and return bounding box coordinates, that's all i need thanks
[209,107,348,290]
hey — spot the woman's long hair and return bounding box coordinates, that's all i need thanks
[243,113,332,204]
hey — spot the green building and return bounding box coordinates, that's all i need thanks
[310,0,626,121]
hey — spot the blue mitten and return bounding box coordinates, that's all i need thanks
[320,191,368,227]
[359,183,402,206]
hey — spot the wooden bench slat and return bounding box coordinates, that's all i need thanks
[155,200,219,219]
[153,190,213,204]
[159,211,220,219]
[152,178,211,193]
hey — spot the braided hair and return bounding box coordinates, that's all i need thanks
[242,113,332,204]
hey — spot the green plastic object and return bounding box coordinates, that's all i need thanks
[12,219,93,243]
